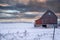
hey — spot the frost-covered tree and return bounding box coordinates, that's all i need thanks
[23,30,28,37]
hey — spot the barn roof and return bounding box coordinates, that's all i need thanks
[40,10,57,19]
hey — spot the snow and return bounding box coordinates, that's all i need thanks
[0,23,60,40]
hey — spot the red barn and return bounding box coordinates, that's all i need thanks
[34,10,57,28]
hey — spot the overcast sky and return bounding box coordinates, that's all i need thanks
[0,0,47,5]
[0,0,55,4]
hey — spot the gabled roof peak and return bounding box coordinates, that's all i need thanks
[45,10,54,14]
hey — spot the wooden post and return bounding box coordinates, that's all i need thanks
[53,26,55,40]
[52,24,56,40]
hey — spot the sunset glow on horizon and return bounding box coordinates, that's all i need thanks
[14,0,47,5]
[38,0,47,3]
[0,4,10,6]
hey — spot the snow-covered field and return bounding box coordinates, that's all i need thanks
[0,23,60,40]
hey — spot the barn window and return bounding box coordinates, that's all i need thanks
[48,13,51,15]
